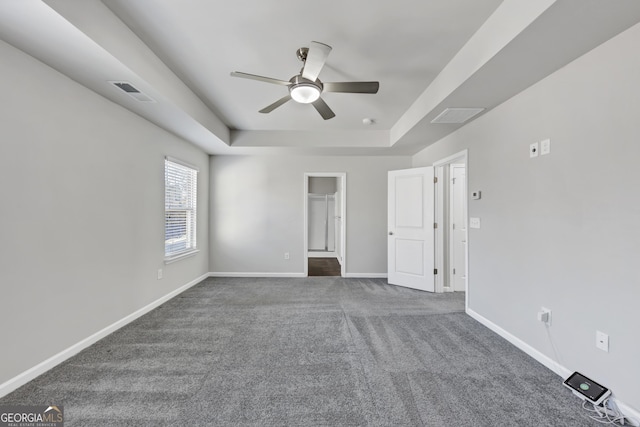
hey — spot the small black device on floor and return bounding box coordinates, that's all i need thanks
[563,371,611,405]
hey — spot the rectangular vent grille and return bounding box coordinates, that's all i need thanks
[113,82,139,93]
[110,81,155,102]
[431,108,485,124]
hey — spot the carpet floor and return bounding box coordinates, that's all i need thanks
[1,277,600,426]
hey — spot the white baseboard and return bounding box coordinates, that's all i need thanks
[209,272,306,278]
[616,401,640,427]
[343,273,388,278]
[0,273,209,399]
[308,252,337,258]
[467,308,640,426]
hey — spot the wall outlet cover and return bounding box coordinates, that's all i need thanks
[538,307,552,325]
[541,138,551,155]
[530,142,539,158]
[469,217,481,229]
[596,331,609,352]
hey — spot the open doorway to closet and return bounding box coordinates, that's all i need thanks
[434,150,468,293]
[304,173,346,277]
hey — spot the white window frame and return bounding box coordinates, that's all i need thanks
[164,156,199,263]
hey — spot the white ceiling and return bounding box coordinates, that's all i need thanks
[103,0,502,131]
[2,0,640,155]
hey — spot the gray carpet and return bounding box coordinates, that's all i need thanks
[1,277,598,426]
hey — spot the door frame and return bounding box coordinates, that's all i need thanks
[433,150,468,297]
[304,173,346,277]
[449,163,467,292]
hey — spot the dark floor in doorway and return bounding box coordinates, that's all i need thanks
[308,257,341,276]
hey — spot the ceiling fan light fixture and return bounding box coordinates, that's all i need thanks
[231,42,378,119]
[290,83,321,104]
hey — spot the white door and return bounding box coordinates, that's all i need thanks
[334,191,342,262]
[450,164,467,291]
[327,196,336,251]
[388,167,435,292]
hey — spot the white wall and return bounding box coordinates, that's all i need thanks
[0,40,209,387]
[413,23,640,412]
[209,155,411,276]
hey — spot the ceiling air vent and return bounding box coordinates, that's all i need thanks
[431,107,485,124]
[110,81,155,102]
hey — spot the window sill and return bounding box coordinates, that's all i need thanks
[164,249,200,264]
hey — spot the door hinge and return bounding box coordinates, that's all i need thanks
[434,222,438,229]
[452,177,456,184]
[452,223,456,230]
[453,268,456,275]
[434,268,438,275]
[434,176,438,184]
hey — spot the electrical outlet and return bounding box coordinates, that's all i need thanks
[530,142,539,158]
[537,307,551,326]
[284,252,290,260]
[596,331,609,352]
[157,269,163,280]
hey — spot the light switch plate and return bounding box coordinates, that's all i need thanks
[530,142,539,158]
[471,190,481,200]
[469,217,481,229]
[541,139,551,155]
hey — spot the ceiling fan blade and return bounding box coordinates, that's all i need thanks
[231,71,290,86]
[311,97,335,120]
[301,41,332,81]
[259,95,292,113]
[323,81,380,94]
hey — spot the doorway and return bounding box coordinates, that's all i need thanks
[304,173,346,277]
[434,150,468,293]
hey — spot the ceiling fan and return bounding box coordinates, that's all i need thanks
[231,41,379,120]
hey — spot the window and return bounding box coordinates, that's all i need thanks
[165,157,198,260]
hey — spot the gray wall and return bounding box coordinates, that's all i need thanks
[209,155,411,275]
[413,23,640,411]
[309,177,337,195]
[0,40,209,385]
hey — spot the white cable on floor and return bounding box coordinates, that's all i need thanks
[581,398,637,426]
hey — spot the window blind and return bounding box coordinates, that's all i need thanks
[165,158,197,258]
